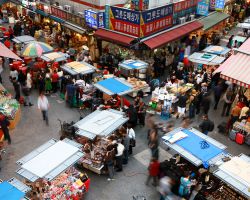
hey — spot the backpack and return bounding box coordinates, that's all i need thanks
[208,120,214,132]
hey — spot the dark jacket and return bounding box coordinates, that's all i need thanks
[199,119,211,133]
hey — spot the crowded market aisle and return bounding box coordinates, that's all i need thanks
[0,21,249,200]
[0,57,249,200]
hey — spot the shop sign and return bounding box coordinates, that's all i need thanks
[109,6,141,37]
[85,10,105,29]
[131,0,149,11]
[110,6,141,25]
[173,0,198,13]
[215,0,225,10]
[51,6,67,20]
[209,0,216,10]
[197,0,209,16]
[105,5,110,29]
[140,4,173,37]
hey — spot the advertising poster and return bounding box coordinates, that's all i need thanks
[197,0,209,16]
[140,4,173,37]
[210,0,216,10]
[85,10,105,29]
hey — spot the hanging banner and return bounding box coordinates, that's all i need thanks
[105,5,110,29]
[197,0,209,16]
[109,6,141,37]
[140,4,173,37]
[215,0,225,10]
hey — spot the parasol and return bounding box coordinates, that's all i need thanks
[21,41,53,58]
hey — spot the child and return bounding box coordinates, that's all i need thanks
[145,158,160,186]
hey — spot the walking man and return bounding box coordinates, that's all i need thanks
[37,91,49,125]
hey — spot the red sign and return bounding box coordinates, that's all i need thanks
[141,16,173,37]
[110,18,140,37]
[174,0,198,12]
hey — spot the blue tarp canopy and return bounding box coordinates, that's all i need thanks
[0,181,25,200]
[94,78,133,96]
[162,128,227,167]
[175,129,224,164]
[119,59,148,70]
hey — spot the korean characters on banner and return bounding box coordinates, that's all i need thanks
[141,4,173,37]
[197,0,209,16]
[109,6,141,37]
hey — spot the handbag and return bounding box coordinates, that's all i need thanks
[130,138,136,147]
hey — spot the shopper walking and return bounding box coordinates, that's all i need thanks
[115,140,124,172]
[145,158,160,187]
[51,70,59,93]
[122,131,130,165]
[37,91,49,125]
[213,83,222,110]
[22,82,33,106]
[127,123,136,155]
[0,114,11,144]
[104,148,115,181]
[148,124,159,160]
[201,93,211,115]
[12,77,21,101]
[221,90,234,116]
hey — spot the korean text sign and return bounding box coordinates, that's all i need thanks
[141,4,173,36]
[85,10,105,29]
[109,6,141,37]
[197,0,209,16]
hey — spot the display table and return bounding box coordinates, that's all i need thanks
[41,52,69,62]
[127,77,150,97]
[203,45,231,57]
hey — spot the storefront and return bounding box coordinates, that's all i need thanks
[197,11,230,43]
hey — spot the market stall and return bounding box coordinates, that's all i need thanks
[203,45,231,57]
[213,154,250,199]
[119,59,148,79]
[162,127,228,167]
[16,138,89,199]
[61,61,96,76]
[41,52,69,63]
[0,84,20,129]
[231,121,250,145]
[74,109,128,174]
[0,178,31,200]
[147,83,194,115]
[232,36,247,46]
[126,77,150,98]
[188,52,226,66]
[94,77,133,106]
[12,36,36,44]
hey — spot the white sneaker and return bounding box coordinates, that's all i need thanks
[107,178,111,181]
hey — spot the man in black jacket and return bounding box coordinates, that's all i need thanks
[0,114,11,144]
[199,115,213,135]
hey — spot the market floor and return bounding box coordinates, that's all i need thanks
[0,28,250,200]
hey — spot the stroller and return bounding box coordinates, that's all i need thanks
[58,119,76,139]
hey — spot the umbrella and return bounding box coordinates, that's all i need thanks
[21,41,53,57]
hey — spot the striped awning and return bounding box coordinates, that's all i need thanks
[219,52,250,88]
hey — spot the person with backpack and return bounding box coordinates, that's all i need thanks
[199,114,214,135]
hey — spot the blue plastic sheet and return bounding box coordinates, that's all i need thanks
[97,78,132,94]
[0,181,25,200]
[175,129,223,164]
[121,60,146,69]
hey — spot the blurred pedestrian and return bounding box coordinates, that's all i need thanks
[37,91,49,125]
[199,114,214,135]
[127,123,135,155]
[148,124,159,160]
[145,158,160,186]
